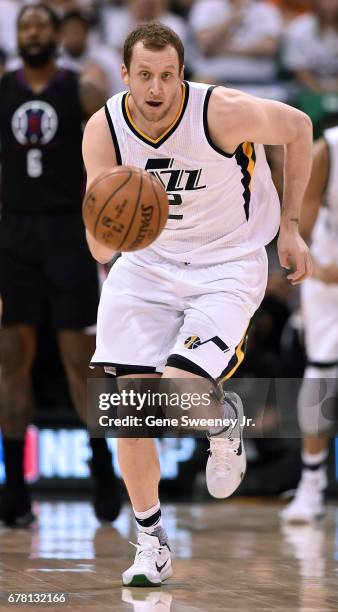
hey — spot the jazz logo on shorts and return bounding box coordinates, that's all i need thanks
[184,336,230,353]
[184,335,202,349]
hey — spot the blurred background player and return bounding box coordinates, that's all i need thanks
[283,0,338,94]
[58,9,124,98]
[280,127,338,522]
[0,3,121,526]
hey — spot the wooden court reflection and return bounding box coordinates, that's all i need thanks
[0,499,337,611]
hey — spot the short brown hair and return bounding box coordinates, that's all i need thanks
[123,22,184,71]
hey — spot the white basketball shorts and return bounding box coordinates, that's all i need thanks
[301,277,338,366]
[90,247,268,380]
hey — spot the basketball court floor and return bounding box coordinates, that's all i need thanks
[0,499,337,611]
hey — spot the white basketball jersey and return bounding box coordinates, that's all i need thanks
[311,126,338,265]
[105,81,280,264]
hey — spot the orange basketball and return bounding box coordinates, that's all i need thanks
[83,166,169,251]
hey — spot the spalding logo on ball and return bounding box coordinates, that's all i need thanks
[83,166,169,252]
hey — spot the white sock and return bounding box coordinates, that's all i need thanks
[133,501,163,534]
[302,449,328,468]
[301,450,328,491]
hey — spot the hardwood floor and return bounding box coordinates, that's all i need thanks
[0,499,337,611]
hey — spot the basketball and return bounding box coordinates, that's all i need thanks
[82,166,169,251]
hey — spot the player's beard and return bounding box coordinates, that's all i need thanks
[19,41,57,68]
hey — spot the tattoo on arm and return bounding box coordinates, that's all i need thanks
[290,218,299,225]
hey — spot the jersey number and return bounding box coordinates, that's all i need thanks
[168,194,183,220]
[27,149,42,178]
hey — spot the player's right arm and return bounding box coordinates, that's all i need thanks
[82,107,117,264]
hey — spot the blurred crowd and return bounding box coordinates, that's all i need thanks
[0,1,338,106]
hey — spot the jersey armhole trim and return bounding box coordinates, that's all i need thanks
[104,103,122,165]
[203,85,240,159]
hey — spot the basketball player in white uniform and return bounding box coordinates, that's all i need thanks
[280,127,338,523]
[82,23,312,586]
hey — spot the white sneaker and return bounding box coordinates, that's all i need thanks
[122,531,173,587]
[279,469,327,523]
[206,391,246,499]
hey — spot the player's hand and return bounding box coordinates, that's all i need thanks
[80,62,108,117]
[85,228,117,264]
[82,61,108,93]
[277,226,313,285]
[312,261,338,284]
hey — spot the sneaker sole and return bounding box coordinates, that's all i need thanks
[123,574,162,587]
[122,566,173,588]
[230,392,247,490]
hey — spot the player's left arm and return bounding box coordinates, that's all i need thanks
[208,88,313,284]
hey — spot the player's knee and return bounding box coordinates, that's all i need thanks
[298,365,338,435]
[0,328,35,426]
[59,331,95,368]
[60,345,89,408]
[63,349,88,381]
